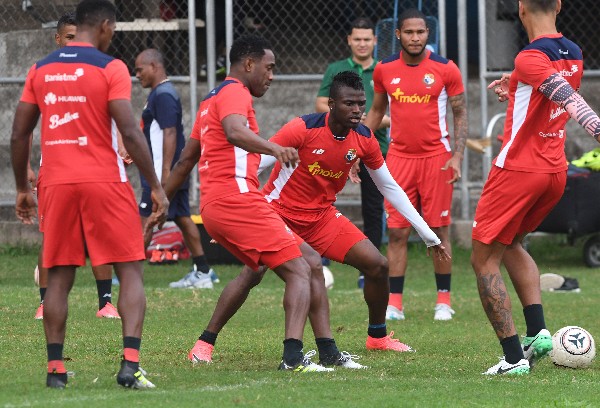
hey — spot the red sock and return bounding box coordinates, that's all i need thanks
[123,348,140,363]
[389,293,403,310]
[437,291,451,306]
[47,360,66,374]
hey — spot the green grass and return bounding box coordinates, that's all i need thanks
[0,235,599,407]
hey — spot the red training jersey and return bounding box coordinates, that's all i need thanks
[262,112,384,213]
[496,33,583,173]
[373,50,464,158]
[190,77,261,208]
[20,42,130,186]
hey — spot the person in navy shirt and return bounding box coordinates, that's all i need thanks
[134,48,218,289]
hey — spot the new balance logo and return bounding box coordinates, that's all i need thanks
[558,49,569,55]
[440,210,449,217]
[102,293,112,298]
[390,77,401,85]
[312,148,325,154]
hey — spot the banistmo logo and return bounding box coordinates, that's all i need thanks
[45,68,84,82]
[559,65,579,77]
[49,112,79,129]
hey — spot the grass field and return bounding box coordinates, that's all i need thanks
[1,235,599,407]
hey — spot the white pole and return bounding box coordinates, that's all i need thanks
[206,0,216,91]
[457,0,469,219]
[188,0,198,204]
[438,0,447,57]
[225,0,233,74]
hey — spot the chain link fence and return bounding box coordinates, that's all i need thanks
[470,0,600,219]
[3,0,600,220]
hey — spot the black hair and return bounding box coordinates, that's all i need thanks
[521,0,557,13]
[330,71,364,99]
[349,17,374,34]
[397,8,428,29]
[75,0,116,27]
[57,11,76,32]
[140,48,165,67]
[229,35,272,65]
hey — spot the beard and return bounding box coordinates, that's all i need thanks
[400,42,426,58]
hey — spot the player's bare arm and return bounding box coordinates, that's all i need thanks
[223,114,299,168]
[315,96,330,113]
[442,93,468,184]
[538,72,600,141]
[161,126,177,187]
[363,92,388,130]
[10,101,40,224]
[164,138,201,200]
[487,72,511,102]
[27,133,36,189]
[109,99,169,228]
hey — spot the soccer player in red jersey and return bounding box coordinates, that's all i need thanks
[163,35,330,372]
[473,0,600,375]
[34,11,120,321]
[179,71,449,367]
[364,8,467,322]
[11,0,168,388]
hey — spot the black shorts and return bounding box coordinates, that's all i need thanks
[139,187,190,220]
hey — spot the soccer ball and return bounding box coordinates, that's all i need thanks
[323,266,334,290]
[549,326,596,368]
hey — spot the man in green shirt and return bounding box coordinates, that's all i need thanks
[316,17,390,288]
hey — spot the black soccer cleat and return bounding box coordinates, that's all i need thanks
[46,372,68,388]
[116,360,156,389]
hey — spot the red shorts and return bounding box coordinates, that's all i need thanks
[42,182,145,268]
[385,152,453,228]
[36,168,45,233]
[201,192,302,270]
[472,166,566,245]
[273,204,367,263]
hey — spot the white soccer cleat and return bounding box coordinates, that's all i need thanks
[386,305,405,321]
[483,357,530,375]
[433,303,455,321]
[322,351,368,369]
[278,350,334,372]
[169,266,213,289]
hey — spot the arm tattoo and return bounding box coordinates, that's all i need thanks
[539,73,600,141]
[476,273,515,338]
[449,94,468,156]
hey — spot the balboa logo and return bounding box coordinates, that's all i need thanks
[49,112,79,129]
[307,162,344,179]
[550,107,566,121]
[44,92,57,105]
[391,87,431,104]
[45,68,84,82]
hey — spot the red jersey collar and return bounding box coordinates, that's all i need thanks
[530,32,563,43]
[63,42,95,47]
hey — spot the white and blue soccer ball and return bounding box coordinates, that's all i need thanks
[323,266,334,290]
[550,326,596,368]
